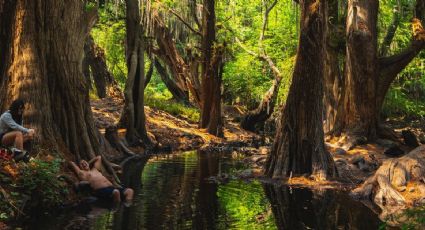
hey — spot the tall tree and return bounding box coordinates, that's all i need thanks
[0,0,104,160]
[323,0,343,133]
[265,0,336,180]
[119,0,151,146]
[239,0,283,132]
[330,0,425,146]
[200,0,224,137]
[333,0,379,142]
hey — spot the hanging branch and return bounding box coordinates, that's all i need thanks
[154,0,202,36]
[169,8,202,36]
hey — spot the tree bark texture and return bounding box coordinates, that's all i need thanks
[265,0,336,180]
[333,0,379,140]
[200,0,224,137]
[120,0,151,146]
[329,1,425,145]
[323,0,342,133]
[0,0,106,161]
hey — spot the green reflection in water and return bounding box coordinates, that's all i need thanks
[217,180,277,230]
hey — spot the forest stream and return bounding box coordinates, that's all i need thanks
[21,151,382,230]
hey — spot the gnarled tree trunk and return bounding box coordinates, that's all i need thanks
[333,0,379,143]
[154,58,190,104]
[84,35,123,99]
[323,0,342,133]
[351,145,425,222]
[265,0,336,180]
[330,1,425,146]
[119,0,151,147]
[0,0,104,160]
[200,0,224,137]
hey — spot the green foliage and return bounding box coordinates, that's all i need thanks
[383,56,425,118]
[400,206,425,229]
[145,85,200,122]
[380,206,425,229]
[18,158,68,209]
[382,86,425,118]
[91,6,127,87]
[218,0,299,108]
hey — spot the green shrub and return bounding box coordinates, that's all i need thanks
[18,158,68,209]
[145,87,200,122]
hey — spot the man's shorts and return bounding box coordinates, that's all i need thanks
[94,186,128,200]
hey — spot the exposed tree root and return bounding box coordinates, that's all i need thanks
[351,145,425,207]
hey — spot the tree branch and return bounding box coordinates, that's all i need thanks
[168,8,202,36]
[260,0,278,42]
[379,2,400,57]
[377,40,425,106]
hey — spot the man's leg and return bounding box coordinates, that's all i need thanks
[1,131,23,150]
[112,189,121,203]
[123,188,134,202]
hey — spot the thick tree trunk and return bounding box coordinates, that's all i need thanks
[120,0,151,147]
[151,11,200,106]
[323,0,342,133]
[154,58,190,104]
[0,0,106,161]
[333,0,379,142]
[265,0,336,180]
[200,0,224,137]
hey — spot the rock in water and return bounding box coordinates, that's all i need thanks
[384,146,404,157]
[402,130,419,148]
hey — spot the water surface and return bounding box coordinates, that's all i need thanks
[27,151,382,229]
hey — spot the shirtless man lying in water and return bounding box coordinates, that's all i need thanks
[70,156,133,205]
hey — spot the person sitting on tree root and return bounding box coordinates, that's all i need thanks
[69,156,134,206]
[0,99,35,161]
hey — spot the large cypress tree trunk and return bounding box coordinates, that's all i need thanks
[265,0,336,180]
[200,0,224,137]
[330,1,425,145]
[0,0,103,160]
[120,0,151,146]
[333,0,379,142]
[323,0,342,134]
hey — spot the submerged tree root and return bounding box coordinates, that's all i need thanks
[351,145,425,206]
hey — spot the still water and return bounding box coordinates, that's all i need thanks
[29,151,382,229]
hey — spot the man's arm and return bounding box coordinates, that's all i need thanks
[89,155,102,170]
[69,161,85,180]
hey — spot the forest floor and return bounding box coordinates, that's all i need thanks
[91,97,262,154]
